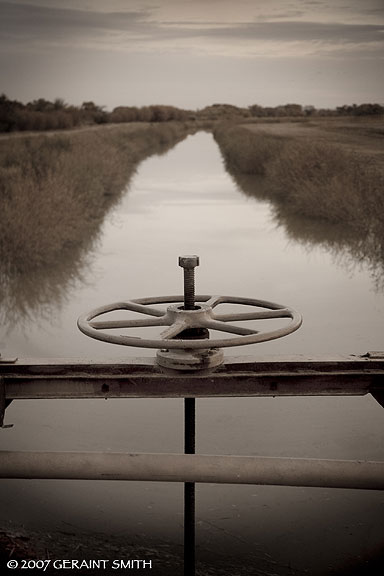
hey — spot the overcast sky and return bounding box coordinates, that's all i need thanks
[0,0,383,110]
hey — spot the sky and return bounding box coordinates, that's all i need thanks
[0,0,383,110]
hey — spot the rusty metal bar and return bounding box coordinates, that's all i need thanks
[0,354,383,401]
[0,451,384,490]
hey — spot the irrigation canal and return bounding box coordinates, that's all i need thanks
[1,131,384,574]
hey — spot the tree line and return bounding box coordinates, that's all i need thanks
[0,94,383,132]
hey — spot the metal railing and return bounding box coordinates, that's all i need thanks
[1,351,384,575]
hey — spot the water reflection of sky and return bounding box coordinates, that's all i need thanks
[1,132,384,576]
[83,131,384,359]
[2,131,383,358]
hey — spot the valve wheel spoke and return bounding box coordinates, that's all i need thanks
[205,295,225,309]
[160,320,189,340]
[203,319,258,336]
[212,308,291,322]
[125,301,167,317]
[90,317,168,330]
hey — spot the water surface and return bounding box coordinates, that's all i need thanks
[1,132,383,574]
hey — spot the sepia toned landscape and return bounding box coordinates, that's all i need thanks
[1,1,383,575]
[1,103,383,327]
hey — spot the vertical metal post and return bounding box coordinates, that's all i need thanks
[184,397,195,576]
[178,255,199,576]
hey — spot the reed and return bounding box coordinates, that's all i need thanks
[0,122,193,325]
[214,123,384,232]
[214,122,384,288]
[212,123,286,175]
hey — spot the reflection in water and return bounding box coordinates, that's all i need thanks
[0,125,192,329]
[0,245,93,330]
[229,170,384,291]
[273,210,384,292]
[1,131,384,575]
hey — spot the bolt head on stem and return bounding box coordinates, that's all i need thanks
[178,255,199,269]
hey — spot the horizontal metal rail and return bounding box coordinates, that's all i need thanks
[1,354,383,403]
[0,451,383,490]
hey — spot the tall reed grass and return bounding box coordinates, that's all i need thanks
[214,123,384,287]
[214,123,384,232]
[212,124,286,175]
[0,122,193,325]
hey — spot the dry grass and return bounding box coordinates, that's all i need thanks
[214,121,384,230]
[269,140,384,229]
[212,124,286,175]
[0,122,194,326]
[214,120,384,288]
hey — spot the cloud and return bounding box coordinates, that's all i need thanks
[1,0,383,60]
[0,2,155,46]
[168,20,384,44]
[0,1,382,109]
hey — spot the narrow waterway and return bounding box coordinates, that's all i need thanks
[1,131,384,574]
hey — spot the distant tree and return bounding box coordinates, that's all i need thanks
[28,98,55,112]
[355,103,384,116]
[262,107,276,117]
[304,105,316,116]
[317,107,336,116]
[198,103,249,120]
[81,101,99,112]
[110,106,139,123]
[0,93,24,131]
[336,103,384,116]
[53,98,67,110]
[278,103,303,116]
[81,101,107,124]
[149,105,169,122]
[248,104,266,117]
[137,106,154,122]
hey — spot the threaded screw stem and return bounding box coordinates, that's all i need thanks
[183,268,195,310]
[178,255,199,311]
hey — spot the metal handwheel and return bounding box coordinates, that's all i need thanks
[77,254,302,576]
[77,294,302,350]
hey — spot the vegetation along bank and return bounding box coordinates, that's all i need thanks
[213,119,384,287]
[0,122,196,325]
[215,119,383,237]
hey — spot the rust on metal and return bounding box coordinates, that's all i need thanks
[0,354,383,403]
